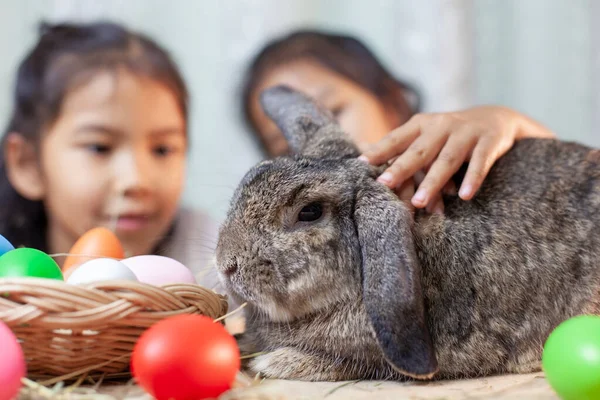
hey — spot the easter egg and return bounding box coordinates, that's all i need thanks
[543,314,600,400]
[120,255,196,285]
[131,314,240,400]
[0,235,14,257]
[66,258,138,285]
[63,227,125,273]
[0,320,26,400]
[0,248,63,280]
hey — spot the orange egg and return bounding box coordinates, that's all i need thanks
[62,227,125,273]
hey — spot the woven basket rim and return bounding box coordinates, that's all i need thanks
[0,276,223,289]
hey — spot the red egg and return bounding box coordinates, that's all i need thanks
[131,314,240,400]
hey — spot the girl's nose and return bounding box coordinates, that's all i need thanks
[113,151,153,196]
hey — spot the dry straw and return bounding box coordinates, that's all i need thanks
[0,277,228,381]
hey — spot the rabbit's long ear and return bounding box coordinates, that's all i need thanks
[354,179,438,379]
[259,85,359,159]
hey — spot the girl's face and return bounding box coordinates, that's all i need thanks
[38,69,186,256]
[249,59,403,157]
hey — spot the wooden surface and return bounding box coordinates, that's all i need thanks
[85,372,558,400]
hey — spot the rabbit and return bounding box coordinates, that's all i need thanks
[215,85,600,382]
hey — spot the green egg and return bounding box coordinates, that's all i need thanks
[542,314,600,400]
[0,248,63,280]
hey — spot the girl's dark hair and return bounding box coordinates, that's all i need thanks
[0,21,189,251]
[241,29,422,137]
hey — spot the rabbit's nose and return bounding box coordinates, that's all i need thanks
[223,259,238,277]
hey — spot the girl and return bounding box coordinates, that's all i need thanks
[0,21,219,287]
[241,30,557,213]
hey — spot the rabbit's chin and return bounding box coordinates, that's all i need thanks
[231,288,309,323]
[256,298,299,322]
[220,282,298,322]
[248,284,354,323]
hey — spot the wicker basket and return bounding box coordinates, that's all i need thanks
[0,277,228,381]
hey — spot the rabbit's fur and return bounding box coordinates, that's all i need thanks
[216,86,600,381]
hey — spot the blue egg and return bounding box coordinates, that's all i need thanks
[0,235,15,257]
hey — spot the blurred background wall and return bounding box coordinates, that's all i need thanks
[0,0,597,221]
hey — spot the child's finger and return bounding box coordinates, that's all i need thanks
[442,180,458,196]
[412,169,426,187]
[359,116,422,165]
[459,137,499,200]
[426,194,445,215]
[394,178,416,214]
[376,131,448,188]
[411,132,477,207]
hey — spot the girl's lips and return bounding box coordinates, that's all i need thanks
[108,215,152,232]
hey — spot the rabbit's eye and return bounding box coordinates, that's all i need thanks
[298,202,323,222]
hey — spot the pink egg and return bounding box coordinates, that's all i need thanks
[120,255,197,286]
[0,321,25,400]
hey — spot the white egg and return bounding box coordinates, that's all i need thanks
[66,258,138,285]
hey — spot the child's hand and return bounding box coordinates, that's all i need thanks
[359,106,556,212]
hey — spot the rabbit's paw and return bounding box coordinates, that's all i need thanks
[506,349,542,374]
[249,347,353,381]
[510,359,542,374]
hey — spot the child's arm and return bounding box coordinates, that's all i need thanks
[359,106,556,213]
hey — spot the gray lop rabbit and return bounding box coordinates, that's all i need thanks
[216,85,600,381]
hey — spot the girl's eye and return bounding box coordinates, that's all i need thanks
[86,144,111,154]
[330,106,345,119]
[297,202,323,222]
[153,145,173,156]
